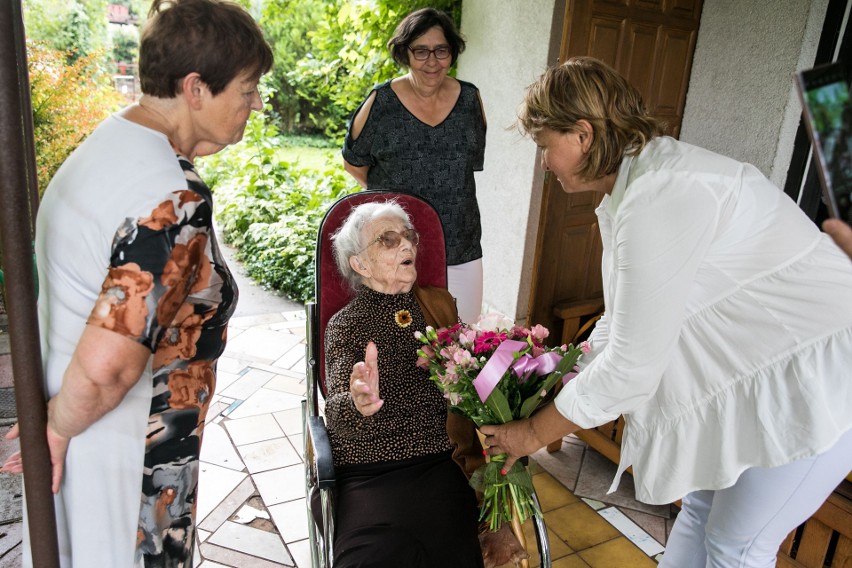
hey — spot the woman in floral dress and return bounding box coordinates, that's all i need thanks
[2,1,272,566]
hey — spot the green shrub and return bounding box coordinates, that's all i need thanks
[28,40,122,195]
[1,41,120,276]
[279,132,338,149]
[199,109,357,304]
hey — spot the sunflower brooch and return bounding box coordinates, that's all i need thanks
[394,309,412,328]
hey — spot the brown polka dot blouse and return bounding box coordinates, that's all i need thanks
[324,287,452,466]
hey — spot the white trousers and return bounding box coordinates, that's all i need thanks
[447,258,483,324]
[660,427,852,568]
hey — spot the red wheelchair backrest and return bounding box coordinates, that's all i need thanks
[314,191,447,395]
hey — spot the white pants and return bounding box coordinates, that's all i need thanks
[660,427,852,568]
[447,258,483,324]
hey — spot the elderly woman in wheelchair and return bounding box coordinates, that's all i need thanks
[321,199,526,567]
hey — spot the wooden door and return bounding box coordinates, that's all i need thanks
[527,0,703,341]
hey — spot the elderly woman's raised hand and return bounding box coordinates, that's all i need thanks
[350,341,384,416]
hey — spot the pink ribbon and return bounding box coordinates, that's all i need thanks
[511,351,563,382]
[473,341,564,402]
[473,339,527,402]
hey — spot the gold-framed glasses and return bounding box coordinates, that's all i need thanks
[358,228,420,253]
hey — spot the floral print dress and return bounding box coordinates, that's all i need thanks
[85,156,237,566]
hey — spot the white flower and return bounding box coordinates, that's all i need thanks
[472,311,515,332]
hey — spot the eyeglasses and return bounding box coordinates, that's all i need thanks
[358,228,420,253]
[408,46,451,61]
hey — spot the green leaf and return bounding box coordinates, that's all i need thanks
[483,388,514,424]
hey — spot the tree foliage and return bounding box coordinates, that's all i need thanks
[111,25,139,66]
[261,0,462,138]
[24,0,109,63]
[260,0,327,133]
[28,41,123,195]
[199,93,357,303]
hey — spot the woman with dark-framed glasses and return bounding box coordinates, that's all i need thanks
[342,7,487,325]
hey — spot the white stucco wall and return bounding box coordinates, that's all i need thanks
[457,0,564,322]
[458,0,830,322]
[680,0,828,188]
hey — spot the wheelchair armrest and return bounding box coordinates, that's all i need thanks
[306,415,336,490]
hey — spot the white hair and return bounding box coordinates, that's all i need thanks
[331,200,412,290]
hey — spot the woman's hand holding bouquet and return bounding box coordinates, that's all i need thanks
[415,312,589,531]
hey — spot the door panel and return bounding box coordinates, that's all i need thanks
[588,17,625,63]
[527,0,702,341]
[653,27,697,136]
[623,24,659,95]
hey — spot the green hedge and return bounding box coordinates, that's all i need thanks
[199,112,356,304]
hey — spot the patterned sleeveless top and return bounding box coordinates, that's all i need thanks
[342,79,487,265]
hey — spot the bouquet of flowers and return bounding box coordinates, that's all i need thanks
[415,312,589,531]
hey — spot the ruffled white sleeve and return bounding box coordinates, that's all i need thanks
[555,170,727,428]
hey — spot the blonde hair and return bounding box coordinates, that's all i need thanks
[518,57,664,180]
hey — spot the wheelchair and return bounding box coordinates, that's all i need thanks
[303,191,552,568]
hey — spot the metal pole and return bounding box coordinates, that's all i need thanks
[0,1,60,566]
[13,0,39,233]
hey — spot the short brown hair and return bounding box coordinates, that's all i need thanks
[140,0,273,97]
[518,57,664,180]
[387,8,465,67]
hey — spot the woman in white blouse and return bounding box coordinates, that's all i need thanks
[481,57,852,568]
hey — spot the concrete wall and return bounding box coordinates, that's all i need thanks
[680,0,828,188]
[457,0,565,322]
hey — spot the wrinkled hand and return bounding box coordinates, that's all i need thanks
[823,218,852,260]
[1,420,70,494]
[350,341,384,416]
[0,425,21,474]
[479,419,544,472]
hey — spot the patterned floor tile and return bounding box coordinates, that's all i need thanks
[268,498,310,543]
[597,507,665,557]
[578,536,658,567]
[197,464,249,527]
[253,464,306,506]
[201,422,246,471]
[237,437,302,474]
[228,388,303,420]
[218,368,275,401]
[198,477,256,533]
[545,502,620,552]
[224,414,285,446]
[207,522,291,565]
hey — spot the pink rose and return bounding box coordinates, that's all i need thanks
[529,324,550,343]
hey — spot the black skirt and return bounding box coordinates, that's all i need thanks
[334,450,484,568]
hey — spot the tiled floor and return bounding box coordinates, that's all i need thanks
[191,308,672,567]
[193,309,311,568]
[0,303,675,567]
